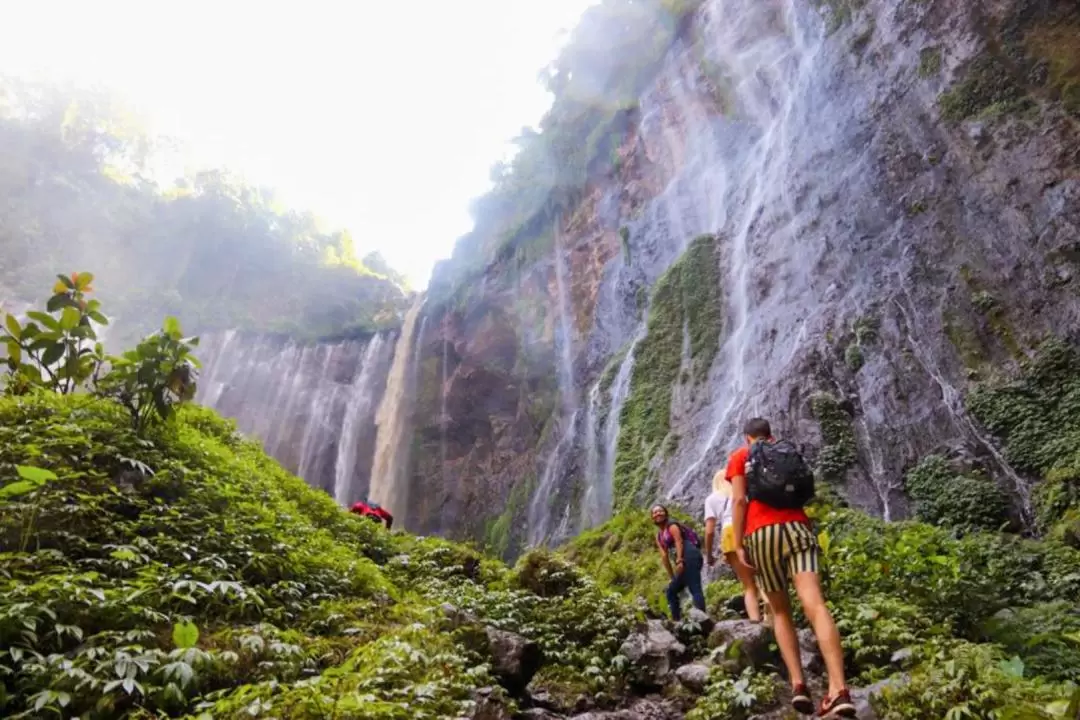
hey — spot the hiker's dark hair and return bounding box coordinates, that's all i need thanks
[744,417,771,439]
[650,504,669,515]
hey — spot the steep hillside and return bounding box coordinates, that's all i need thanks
[394,0,1080,552]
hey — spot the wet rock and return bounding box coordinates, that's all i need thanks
[849,676,908,720]
[485,627,543,694]
[890,647,914,668]
[686,608,716,635]
[675,662,711,694]
[569,697,683,719]
[619,620,687,688]
[707,619,774,672]
[441,603,479,628]
[468,686,514,720]
[527,689,565,713]
[798,627,825,674]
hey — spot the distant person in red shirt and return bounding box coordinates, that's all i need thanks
[349,500,393,530]
[727,417,855,719]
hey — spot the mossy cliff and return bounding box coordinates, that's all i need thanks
[612,235,722,511]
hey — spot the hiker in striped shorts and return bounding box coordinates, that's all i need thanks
[726,417,857,719]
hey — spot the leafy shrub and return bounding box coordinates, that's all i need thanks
[980,602,1080,683]
[1,271,107,395]
[686,667,777,720]
[96,317,200,434]
[904,455,1011,534]
[968,339,1080,533]
[830,594,943,682]
[870,640,1074,719]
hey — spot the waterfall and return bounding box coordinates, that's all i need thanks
[369,298,426,525]
[580,325,644,530]
[333,333,391,506]
[668,0,828,496]
[196,331,392,498]
[581,383,603,530]
[527,229,578,545]
[440,332,450,484]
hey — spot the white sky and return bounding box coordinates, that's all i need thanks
[0,0,596,289]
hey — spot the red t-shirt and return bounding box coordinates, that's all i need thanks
[725,443,809,537]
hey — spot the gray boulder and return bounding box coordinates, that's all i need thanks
[619,620,687,688]
[674,662,711,694]
[797,627,825,675]
[707,619,774,672]
[485,627,543,694]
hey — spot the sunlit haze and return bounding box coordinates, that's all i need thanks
[0,0,596,289]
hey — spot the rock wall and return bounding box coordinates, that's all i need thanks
[408,0,1080,555]
[196,330,396,505]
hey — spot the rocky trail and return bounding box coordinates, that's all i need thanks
[461,601,889,720]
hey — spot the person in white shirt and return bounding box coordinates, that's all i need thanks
[704,469,765,623]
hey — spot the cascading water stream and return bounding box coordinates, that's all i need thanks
[333,333,390,506]
[369,298,426,525]
[580,324,646,530]
[672,0,825,496]
[527,229,578,545]
[440,333,449,485]
[196,331,392,499]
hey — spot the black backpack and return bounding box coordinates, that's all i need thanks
[746,439,815,509]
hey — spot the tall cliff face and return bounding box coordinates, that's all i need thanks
[195,330,396,505]
[404,0,1080,555]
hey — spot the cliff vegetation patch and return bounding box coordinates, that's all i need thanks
[612,235,722,510]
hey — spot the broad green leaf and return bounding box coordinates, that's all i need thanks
[0,480,42,499]
[17,466,57,483]
[110,548,138,562]
[41,343,65,367]
[26,311,61,331]
[4,314,21,340]
[172,620,199,649]
[999,654,1025,679]
[5,340,20,365]
[60,306,81,331]
[164,316,182,338]
[89,310,109,325]
[75,271,94,290]
[53,279,68,294]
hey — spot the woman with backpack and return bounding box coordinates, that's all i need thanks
[651,504,706,621]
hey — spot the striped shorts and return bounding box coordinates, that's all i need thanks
[746,521,820,594]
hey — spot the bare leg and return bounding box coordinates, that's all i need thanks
[725,551,763,622]
[792,571,847,697]
[764,589,804,688]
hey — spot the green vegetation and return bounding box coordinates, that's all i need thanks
[1024,19,1080,115]
[612,235,722,509]
[809,391,857,482]
[685,668,777,720]
[810,0,867,33]
[0,393,646,717]
[938,54,1030,122]
[968,339,1080,540]
[844,343,864,372]
[903,455,1012,534]
[918,46,943,78]
[0,80,408,347]
[484,476,533,561]
[937,7,1080,123]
